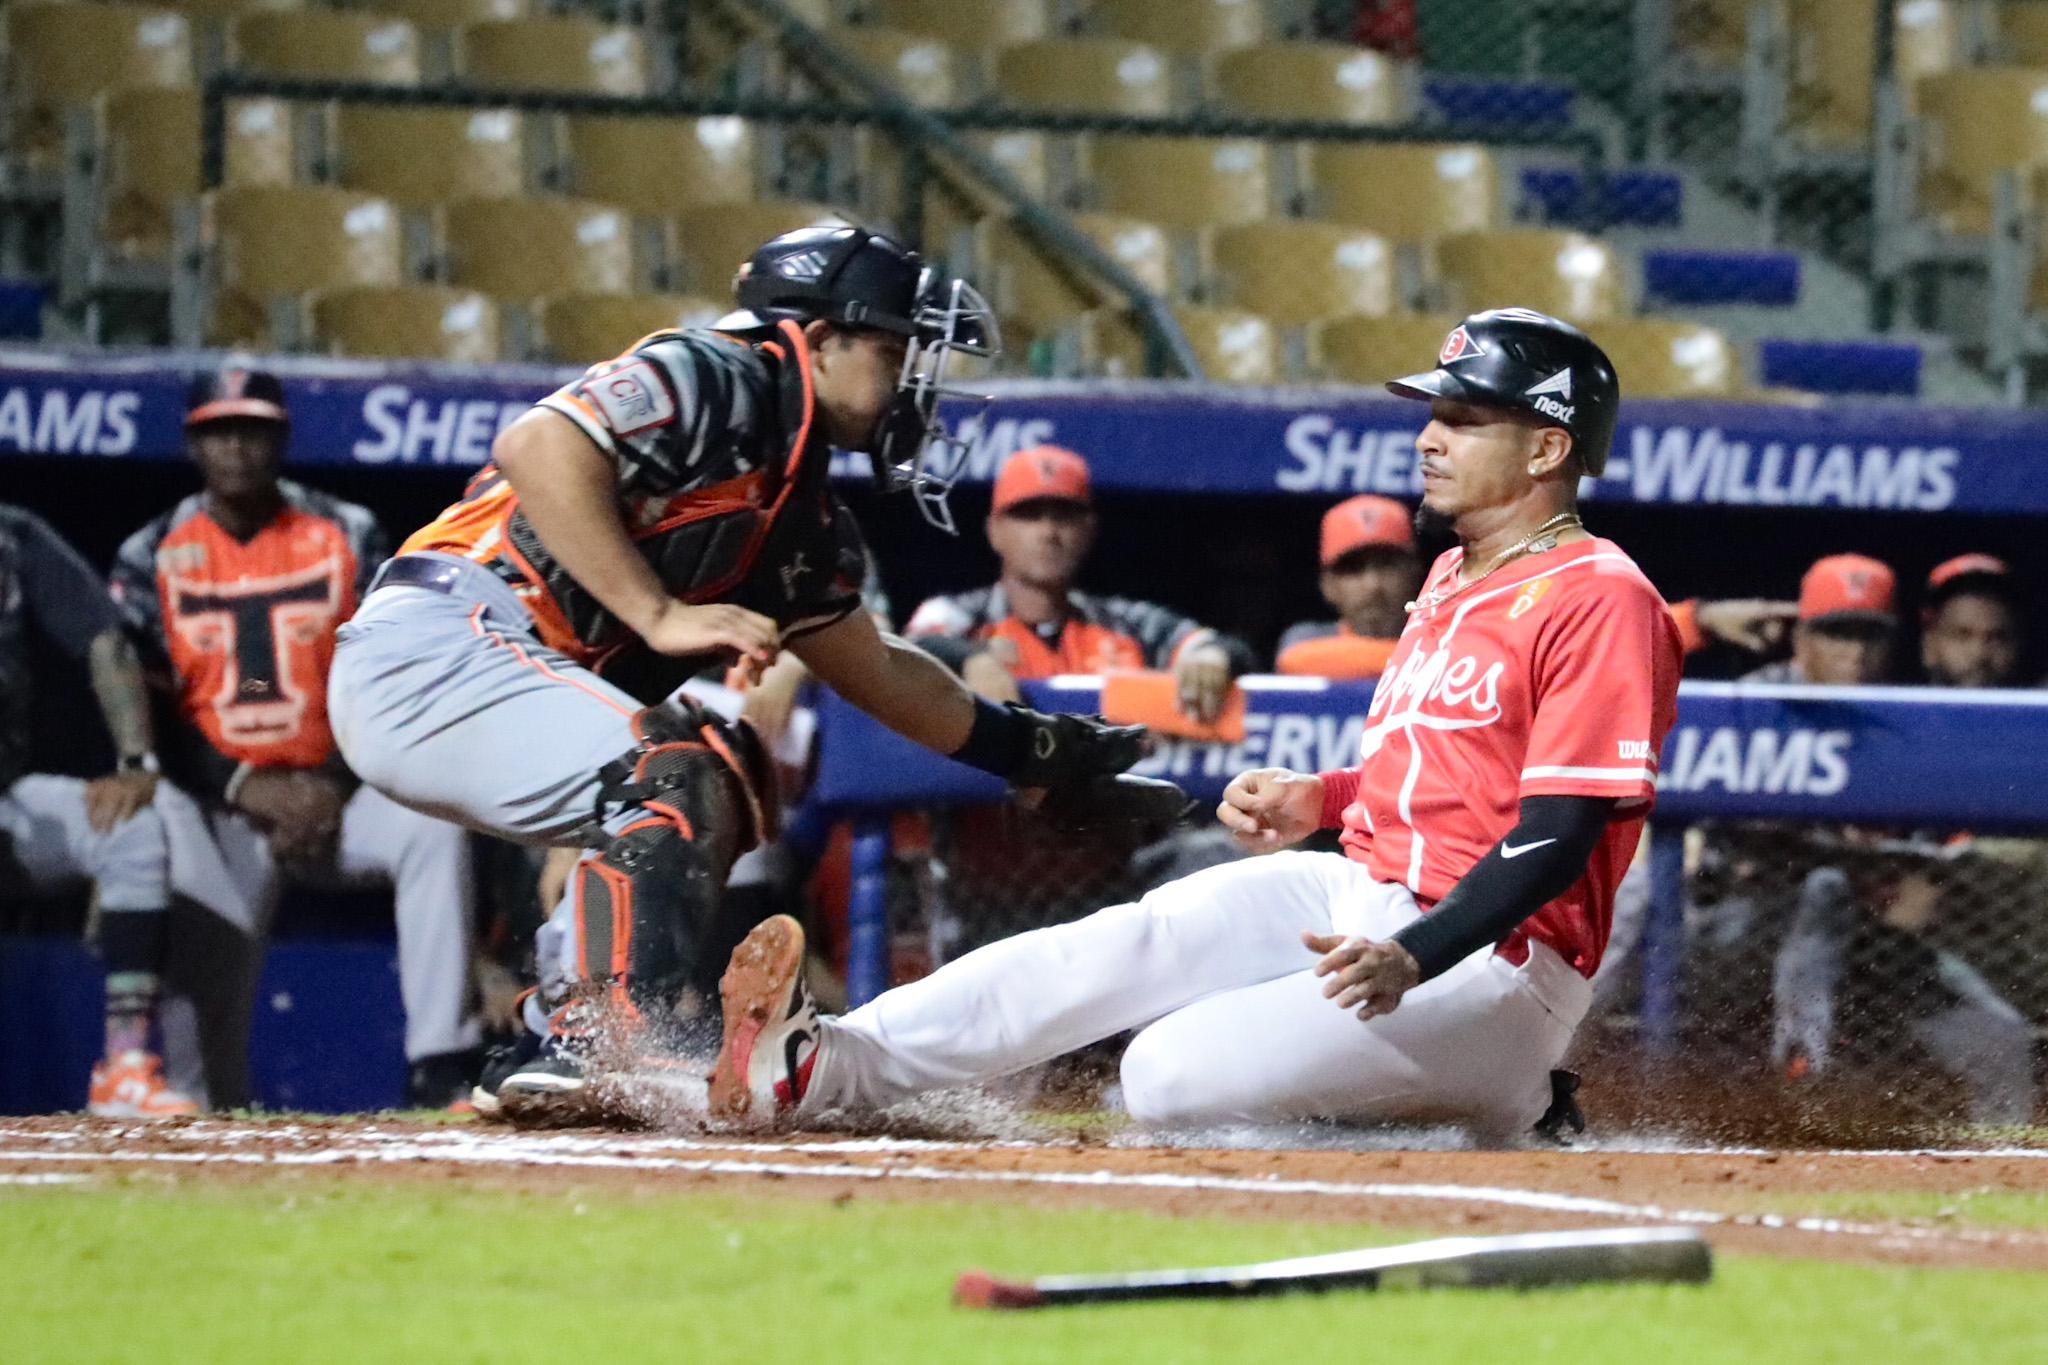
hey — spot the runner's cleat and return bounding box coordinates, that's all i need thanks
[88,1050,199,1118]
[708,914,819,1124]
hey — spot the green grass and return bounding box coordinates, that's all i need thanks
[3,1177,2045,1364]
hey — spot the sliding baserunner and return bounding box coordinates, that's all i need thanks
[711,309,1682,1143]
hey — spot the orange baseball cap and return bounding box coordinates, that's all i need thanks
[1927,553,2009,591]
[992,444,1090,513]
[1799,553,1896,622]
[1320,494,1414,566]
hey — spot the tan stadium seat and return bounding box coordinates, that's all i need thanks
[231,12,421,85]
[141,0,302,17]
[1581,319,1736,398]
[1311,312,1465,385]
[1435,231,1622,322]
[1916,67,2048,234]
[1671,0,1748,68]
[1310,143,1496,241]
[975,214,1170,332]
[98,89,292,263]
[566,116,755,215]
[1088,306,1280,383]
[835,28,963,108]
[1894,0,1965,113]
[1783,0,1878,148]
[1207,222,1395,324]
[1091,137,1269,228]
[310,285,499,362]
[974,130,1054,199]
[537,293,727,364]
[361,0,526,30]
[445,197,636,300]
[1213,44,1401,124]
[5,4,192,172]
[2002,2,2048,62]
[865,0,1048,48]
[671,202,841,296]
[1090,0,1262,55]
[994,40,1171,116]
[336,107,522,207]
[457,18,646,96]
[204,186,403,345]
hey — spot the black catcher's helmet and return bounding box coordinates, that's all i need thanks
[721,224,999,531]
[1387,308,1620,476]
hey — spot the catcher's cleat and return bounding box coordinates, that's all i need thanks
[469,1031,545,1119]
[88,1050,198,1119]
[708,915,819,1124]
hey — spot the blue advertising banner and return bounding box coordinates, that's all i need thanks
[809,677,2048,828]
[5,347,2047,513]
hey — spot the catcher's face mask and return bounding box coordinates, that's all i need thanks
[868,271,1000,535]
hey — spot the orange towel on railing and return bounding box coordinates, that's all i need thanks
[1098,669,1247,742]
[1274,632,1399,681]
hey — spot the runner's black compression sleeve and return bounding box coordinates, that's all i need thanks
[1390,795,1618,982]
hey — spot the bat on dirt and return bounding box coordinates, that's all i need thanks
[952,1225,1712,1310]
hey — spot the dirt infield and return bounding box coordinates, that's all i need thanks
[4,1116,2047,1274]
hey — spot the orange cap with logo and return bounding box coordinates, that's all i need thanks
[992,445,1091,513]
[1799,553,1896,622]
[1320,495,1414,566]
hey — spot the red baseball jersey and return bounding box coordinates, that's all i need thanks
[1318,537,1682,978]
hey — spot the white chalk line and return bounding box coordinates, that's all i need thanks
[0,1130,2041,1251]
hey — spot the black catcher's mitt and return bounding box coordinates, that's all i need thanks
[1032,773,1196,841]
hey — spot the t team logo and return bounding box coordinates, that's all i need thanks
[1438,326,1483,364]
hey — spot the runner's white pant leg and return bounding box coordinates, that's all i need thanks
[329,586,641,844]
[803,851,1369,1114]
[1119,933,1589,1139]
[337,783,482,1061]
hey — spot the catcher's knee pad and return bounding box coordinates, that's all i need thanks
[594,702,778,850]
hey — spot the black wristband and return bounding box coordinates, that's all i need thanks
[949,696,1033,778]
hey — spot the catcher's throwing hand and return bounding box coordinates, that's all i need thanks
[1218,768,1324,853]
[1303,931,1421,1021]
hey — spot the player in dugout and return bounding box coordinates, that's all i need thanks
[0,505,191,1116]
[710,307,1685,1142]
[327,226,1169,1118]
[1273,494,1421,680]
[1742,553,1896,684]
[111,371,483,1109]
[1919,554,2023,689]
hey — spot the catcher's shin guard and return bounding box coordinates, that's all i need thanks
[576,703,775,1018]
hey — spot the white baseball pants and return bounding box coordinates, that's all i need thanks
[0,773,168,912]
[805,850,1592,1140]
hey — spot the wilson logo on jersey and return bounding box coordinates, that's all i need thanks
[1507,577,1551,620]
[168,558,340,748]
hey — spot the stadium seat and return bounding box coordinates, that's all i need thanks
[833,28,962,108]
[1581,318,1737,398]
[1641,248,1800,306]
[974,130,1054,199]
[230,11,421,85]
[1206,221,1394,324]
[456,18,647,96]
[2001,2,2048,62]
[444,197,635,300]
[566,116,755,215]
[976,214,1170,331]
[537,293,726,364]
[5,4,193,172]
[864,0,1048,48]
[1420,76,1574,128]
[134,0,304,16]
[1089,0,1262,54]
[1519,167,1686,229]
[204,186,403,345]
[1211,43,1401,124]
[98,89,292,263]
[1914,67,2048,234]
[1784,0,1878,148]
[1894,0,1966,113]
[994,40,1172,116]
[1435,231,1622,321]
[1672,0,1749,68]
[360,0,527,30]
[671,202,841,297]
[1310,143,1496,241]
[1758,338,1922,395]
[335,107,523,206]
[1090,306,1281,383]
[1090,137,1270,229]
[1311,311,1465,385]
[310,285,499,362]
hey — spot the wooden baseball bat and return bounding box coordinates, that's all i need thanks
[953,1226,1711,1309]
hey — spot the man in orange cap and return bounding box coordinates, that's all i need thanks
[905,444,1253,716]
[1274,495,1422,680]
[1744,553,1897,685]
[1921,554,2021,689]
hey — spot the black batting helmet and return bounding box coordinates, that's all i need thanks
[1387,308,1620,476]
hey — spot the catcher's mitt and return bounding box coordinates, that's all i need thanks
[1032,773,1195,841]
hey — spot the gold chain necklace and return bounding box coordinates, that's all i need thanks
[1406,511,1585,615]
